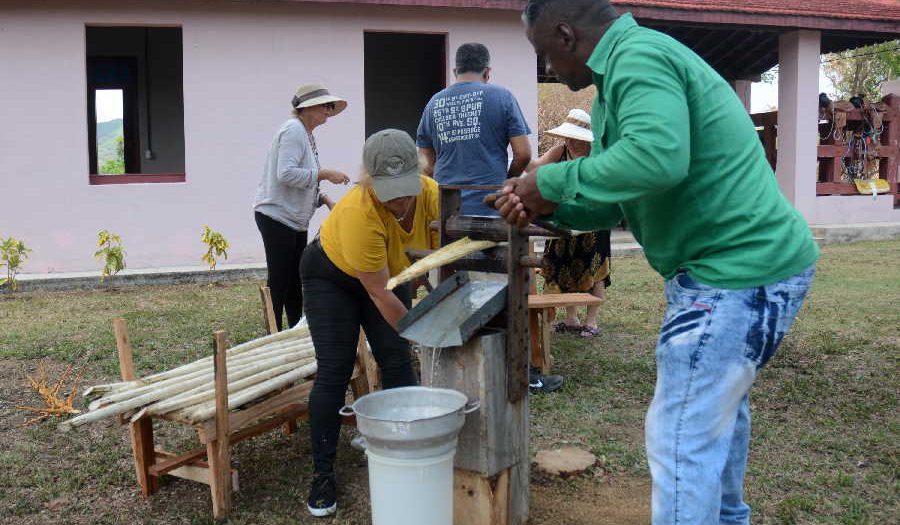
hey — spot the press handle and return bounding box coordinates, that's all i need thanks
[338,405,355,417]
[463,400,481,414]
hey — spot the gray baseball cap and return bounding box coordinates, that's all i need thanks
[364,129,421,202]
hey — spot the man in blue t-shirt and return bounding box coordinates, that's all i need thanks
[417,43,532,216]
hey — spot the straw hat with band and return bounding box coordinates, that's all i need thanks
[363,129,421,202]
[292,83,347,116]
[545,108,593,143]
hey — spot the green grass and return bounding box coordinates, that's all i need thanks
[0,240,897,524]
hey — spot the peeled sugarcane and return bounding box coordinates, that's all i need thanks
[178,361,318,424]
[89,346,315,411]
[134,330,310,384]
[60,369,218,431]
[84,335,313,398]
[132,357,314,421]
[62,324,319,431]
[386,236,499,290]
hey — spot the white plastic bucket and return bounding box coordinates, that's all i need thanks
[367,449,456,525]
[339,386,479,525]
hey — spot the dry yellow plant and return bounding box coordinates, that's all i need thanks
[17,361,82,426]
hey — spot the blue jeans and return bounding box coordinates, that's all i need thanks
[646,265,815,525]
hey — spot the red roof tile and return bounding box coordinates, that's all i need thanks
[613,0,900,23]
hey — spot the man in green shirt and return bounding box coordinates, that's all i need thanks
[492,1,819,523]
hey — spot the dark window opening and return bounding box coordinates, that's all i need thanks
[364,32,446,139]
[86,26,185,184]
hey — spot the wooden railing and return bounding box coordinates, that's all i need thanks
[751,94,900,207]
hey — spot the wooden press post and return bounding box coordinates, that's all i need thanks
[425,186,530,525]
[438,186,461,282]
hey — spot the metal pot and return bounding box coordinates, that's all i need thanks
[340,386,480,460]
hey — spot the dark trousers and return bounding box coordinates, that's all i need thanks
[255,211,307,331]
[301,240,417,474]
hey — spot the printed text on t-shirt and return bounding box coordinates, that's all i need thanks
[433,90,484,144]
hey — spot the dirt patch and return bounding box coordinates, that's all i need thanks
[531,475,650,525]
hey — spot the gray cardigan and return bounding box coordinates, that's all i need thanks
[253,118,320,231]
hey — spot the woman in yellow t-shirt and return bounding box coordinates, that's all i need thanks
[300,129,439,517]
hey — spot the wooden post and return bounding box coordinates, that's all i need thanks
[259,285,299,435]
[506,226,529,403]
[880,95,899,205]
[113,318,159,497]
[422,331,529,525]
[207,330,232,519]
[439,188,462,282]
[259,286,278,335]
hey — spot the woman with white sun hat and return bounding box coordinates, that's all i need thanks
[529,108,612,339]
[253,83,351,331]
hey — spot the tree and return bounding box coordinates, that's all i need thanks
[823,40,900,102]
[101,136,125,175]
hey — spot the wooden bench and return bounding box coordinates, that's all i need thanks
[527,293,603,374]
[117,287,379,519]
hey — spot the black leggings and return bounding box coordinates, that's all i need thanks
[255,212,307,331]
[301,240,417,474]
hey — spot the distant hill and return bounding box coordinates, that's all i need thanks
[97,119,123,169]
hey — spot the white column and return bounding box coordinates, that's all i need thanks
[776,30,821,222]
[731,80,752,112]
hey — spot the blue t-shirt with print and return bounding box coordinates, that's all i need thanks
[417,81,531,216]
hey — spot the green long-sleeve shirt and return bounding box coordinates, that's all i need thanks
[538,14,818,288]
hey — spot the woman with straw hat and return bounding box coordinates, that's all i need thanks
[253,83,350,331]
[530,108,612,338]
[300,129,440,517]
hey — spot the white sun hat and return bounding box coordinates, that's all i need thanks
[291,83,348,116]
[545,108,593,143]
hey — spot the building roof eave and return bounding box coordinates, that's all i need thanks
[618,4,900,34]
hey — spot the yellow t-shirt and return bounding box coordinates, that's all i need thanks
[320,176,440,278]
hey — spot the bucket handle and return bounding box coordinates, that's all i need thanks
[463,400,481,414]
[338,405,355,417]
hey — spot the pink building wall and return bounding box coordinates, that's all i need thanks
[0,0,539,273]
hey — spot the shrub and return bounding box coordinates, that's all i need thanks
[94,230,126,282]
[0,237,31,292]
[200,225,229,270]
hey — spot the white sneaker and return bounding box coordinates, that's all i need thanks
[350,434,368,452]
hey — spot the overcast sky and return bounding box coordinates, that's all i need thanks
[96,89,124,122]
[751,67,836,113]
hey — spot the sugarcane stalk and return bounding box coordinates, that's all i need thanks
[59,368,222,431]
[87,338,314,399]
[89,345,315,410]
[145,348,315,407]
[180,362,318,424]
[137,336,312,385]
[386,236,498,290]
[136,358,314,420]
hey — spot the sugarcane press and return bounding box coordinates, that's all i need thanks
[398,184,555,525]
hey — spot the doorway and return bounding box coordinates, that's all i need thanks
[364,32,446,139]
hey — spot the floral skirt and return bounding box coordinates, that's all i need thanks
[541,231,612,294]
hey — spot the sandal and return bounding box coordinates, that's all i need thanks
[553,322,581,333]
[579,326,602,338]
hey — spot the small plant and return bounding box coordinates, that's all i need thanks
[94,229,126,282]
[0,236,31,292]
[201,225,229,270]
